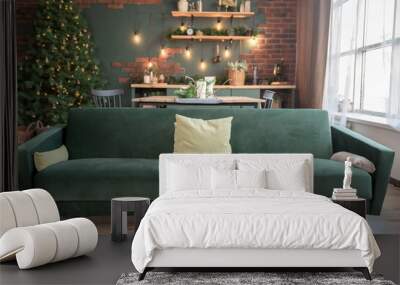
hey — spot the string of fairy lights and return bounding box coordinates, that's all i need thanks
[130,14,258,71]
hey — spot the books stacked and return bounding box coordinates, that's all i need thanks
[332,188,358,200]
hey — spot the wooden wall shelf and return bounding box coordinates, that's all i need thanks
[171,11,254,18]
[131,83,296,90]
[170,35,252,41]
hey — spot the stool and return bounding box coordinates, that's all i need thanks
[111,197,150,242]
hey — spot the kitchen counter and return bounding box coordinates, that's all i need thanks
[130,83,296,89]
[130,83,296,108]
[133,95,266,109]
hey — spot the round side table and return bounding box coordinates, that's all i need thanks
[111,197,150,242]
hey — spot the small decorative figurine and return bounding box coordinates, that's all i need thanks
[343,157,353,189]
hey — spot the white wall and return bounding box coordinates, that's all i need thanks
[349,122,400,180]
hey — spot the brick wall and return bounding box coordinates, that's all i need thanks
[113,48,186,84]
[242,0,297,82]
[16,0,297,83]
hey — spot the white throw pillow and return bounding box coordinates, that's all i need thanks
[238,158,311,192]
[330,151,376,173]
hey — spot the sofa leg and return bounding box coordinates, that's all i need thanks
[138,268,148,281]
[354,267,371,280]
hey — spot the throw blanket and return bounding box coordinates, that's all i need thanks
[131,190,380,272]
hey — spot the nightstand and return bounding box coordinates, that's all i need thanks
[111,197,150,242]
[331,198,366,218]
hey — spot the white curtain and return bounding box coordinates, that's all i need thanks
[323,0,400,129]
[387,1,400,129]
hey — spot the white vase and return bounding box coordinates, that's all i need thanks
[240,3,245,12]
[245,0,251,12]
[178,0,189,12]
[144,75,151,84]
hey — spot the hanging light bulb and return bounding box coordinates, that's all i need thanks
[180,19,187,32]
[249,35,257,47]
[199,58,207,71]
[160,45,167,57]
[224,45,231,59]
[148,60,153,68]
[132,31,141,45]
[184,46,192,59]
[215,18,223,31]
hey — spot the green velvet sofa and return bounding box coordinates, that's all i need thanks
[18,108,394,217]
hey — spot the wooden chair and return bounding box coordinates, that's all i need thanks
[91,89,124,108]
[262,90,275,109]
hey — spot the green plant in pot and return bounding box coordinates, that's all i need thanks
[227,60,248,86]
[174,76,197,98]
[174,83,197,98]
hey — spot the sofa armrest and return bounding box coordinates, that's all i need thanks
[331,125,394,215]
[18,127,65,189]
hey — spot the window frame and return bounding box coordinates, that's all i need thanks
[334,0,399,117]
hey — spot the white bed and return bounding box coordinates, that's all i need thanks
[131,154,380,280]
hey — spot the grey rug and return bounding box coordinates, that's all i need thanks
[116,272,396,285]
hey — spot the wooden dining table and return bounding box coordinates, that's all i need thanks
[132,96,266,109]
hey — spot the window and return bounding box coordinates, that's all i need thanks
[331,0,399,116]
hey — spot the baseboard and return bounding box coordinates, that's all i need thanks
[390,177,400,188]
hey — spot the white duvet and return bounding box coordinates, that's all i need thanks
[131,190,380,273]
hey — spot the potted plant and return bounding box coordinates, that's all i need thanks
[227,60,248,85]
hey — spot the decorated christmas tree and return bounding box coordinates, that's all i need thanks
[18,0,104,125]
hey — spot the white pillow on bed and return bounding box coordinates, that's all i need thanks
[237,159,310,192]
[166,160,235,192]
[212,169,236,190]
[266,165,308,191]
[237,169,267,188]
[168,163,211,191]
[211,169,267,191]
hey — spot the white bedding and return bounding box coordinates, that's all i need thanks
[131,190,380,273]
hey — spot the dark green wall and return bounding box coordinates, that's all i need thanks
[82,1,264,88]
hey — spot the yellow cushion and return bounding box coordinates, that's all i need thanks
[174,114,233,153]
[34,145,69,172]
